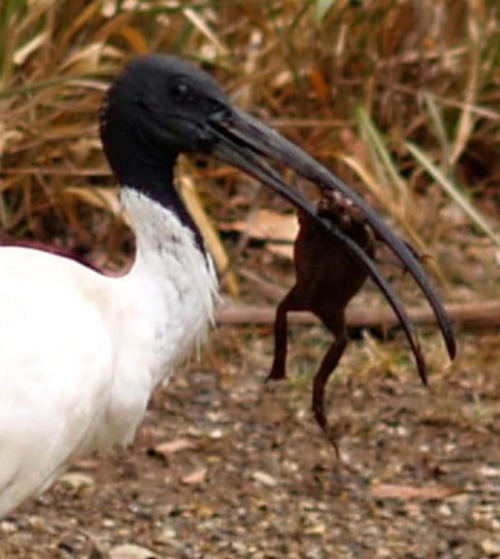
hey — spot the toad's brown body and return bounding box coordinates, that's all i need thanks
[268,190,376,450]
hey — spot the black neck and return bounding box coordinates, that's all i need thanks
[101,108,204,252]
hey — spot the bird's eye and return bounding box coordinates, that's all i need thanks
[172,81,192,102]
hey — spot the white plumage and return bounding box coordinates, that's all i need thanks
[0,189,217,518]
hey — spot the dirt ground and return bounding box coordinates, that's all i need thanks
[1,304,499,558]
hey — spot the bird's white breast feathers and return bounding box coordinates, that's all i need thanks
[0,189,218,517]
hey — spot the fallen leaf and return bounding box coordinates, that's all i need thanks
[181,467,207,485]
[150,438,196,461]
[224,209,298,259]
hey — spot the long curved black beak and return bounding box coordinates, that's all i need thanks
[208,106,456,371]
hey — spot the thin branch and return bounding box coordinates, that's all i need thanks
[217,300,500,332]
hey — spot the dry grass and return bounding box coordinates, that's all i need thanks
[0,0,499,283]
[1,6,500,555]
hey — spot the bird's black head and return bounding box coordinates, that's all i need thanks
[100,53,456,364]
[100,54,232,183]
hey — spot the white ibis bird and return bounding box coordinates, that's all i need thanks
[0,54,456,519]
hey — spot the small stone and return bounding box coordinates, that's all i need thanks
[58,472,95,490]
[27,515,45,531]
[109,543,156,559]
[0,520,17,534]
[304,523,326,536]
[208,428,224,439]
[153,527,177,544]
[252,470,278,487]
[481,538,500,556]
[479,465,500,478]
[438,503,453,517]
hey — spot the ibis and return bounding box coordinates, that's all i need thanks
[0,54,456,519]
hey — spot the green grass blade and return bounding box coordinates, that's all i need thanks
[315,0,336,22]
[406,141,500,248]
[423,92,451,171]
[357,107,410,201]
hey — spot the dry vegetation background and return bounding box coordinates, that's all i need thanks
[1,1,500,558]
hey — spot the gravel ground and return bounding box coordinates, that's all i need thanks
[1,324,499,559]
